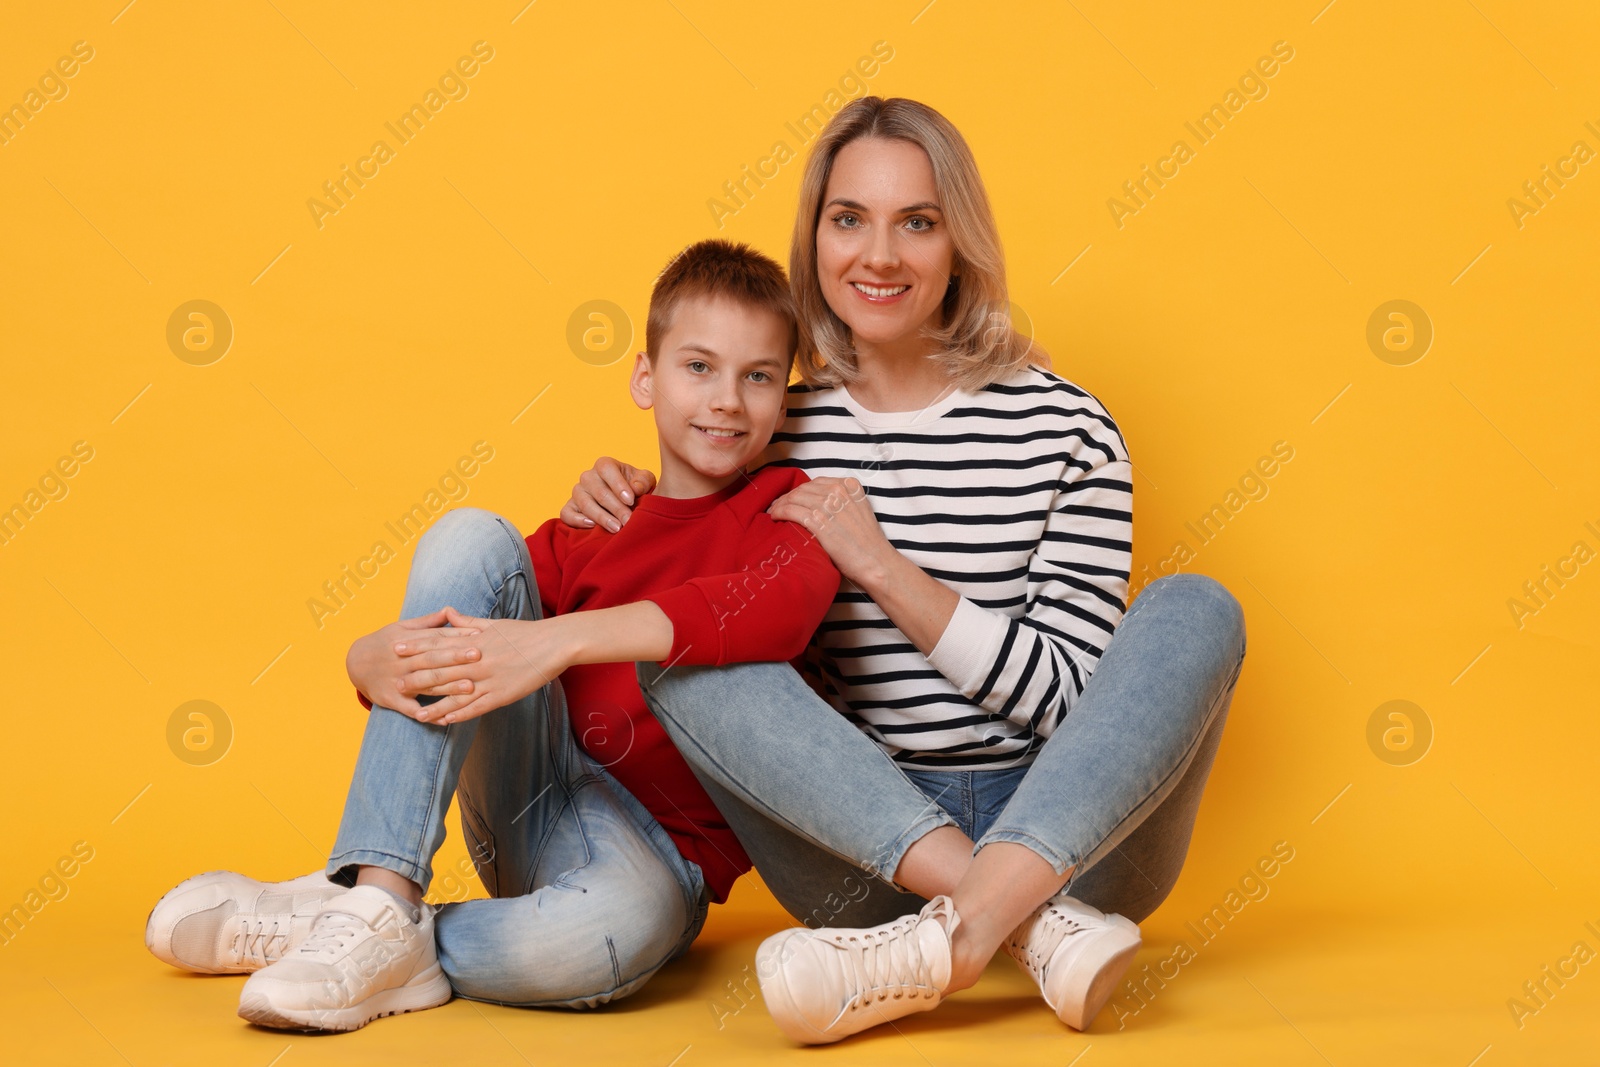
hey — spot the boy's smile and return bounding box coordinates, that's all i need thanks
[630,294,792,500]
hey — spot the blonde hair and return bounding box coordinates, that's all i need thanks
[790,96,1048,391]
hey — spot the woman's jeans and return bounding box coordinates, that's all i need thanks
[326,508,709,1008]
[636,573,1247,928]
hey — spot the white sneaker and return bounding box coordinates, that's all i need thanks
[237,885,451,1032]
[1005,893,1141,1030]
[755,896,959,1044]
[145,870,345,974]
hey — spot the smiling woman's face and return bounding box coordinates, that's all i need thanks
[815,137,955,358]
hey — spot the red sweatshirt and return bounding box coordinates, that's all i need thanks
[358,466,839,903]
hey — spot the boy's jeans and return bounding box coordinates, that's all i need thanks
[327,508,709,1008]
[636,573,1248,928]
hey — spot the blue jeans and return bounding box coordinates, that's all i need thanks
[327,508,709,1008]
[635,573,1247,928]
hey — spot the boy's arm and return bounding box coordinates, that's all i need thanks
[557,601,675,663]
[410,601,672,724]
[399,496,840,724]
[412,522,839,725]
[638,519,840,667]
[351,517,566,714]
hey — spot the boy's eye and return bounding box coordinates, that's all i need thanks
[687,360,708,373]
[749,371,770,382]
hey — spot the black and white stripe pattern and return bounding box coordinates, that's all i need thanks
[757,365,1133,769]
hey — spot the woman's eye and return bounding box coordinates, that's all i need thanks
[905,216,934,232]
[833,212,859,228]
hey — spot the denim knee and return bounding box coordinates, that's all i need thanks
[436,887,690,1009]
[1144,573,1246,661]
[416,507,519,566]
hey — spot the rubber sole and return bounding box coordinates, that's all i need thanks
[1050,916,1143,1031]
[238,967,453,1032]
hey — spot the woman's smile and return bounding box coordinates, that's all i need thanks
[850,281,912,303]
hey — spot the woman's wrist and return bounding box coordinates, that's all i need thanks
[854,544,960,656]
[849,544,899,603]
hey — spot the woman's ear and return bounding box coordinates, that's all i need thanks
[628,351,654,411]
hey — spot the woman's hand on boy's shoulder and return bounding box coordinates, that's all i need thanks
[561,457,656,533]
[768,476,892,587]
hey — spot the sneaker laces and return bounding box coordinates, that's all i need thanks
[1010,901,1091,980]
[837,906,948,1010]
[296,909,374,961]
[229,917,288,967]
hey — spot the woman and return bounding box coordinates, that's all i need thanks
[563,96,1247,1044]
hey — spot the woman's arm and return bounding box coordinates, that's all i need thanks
[770,452,1133,733]
[921,454,1133,731]
[559,457,657,532]
[768,476,958,654]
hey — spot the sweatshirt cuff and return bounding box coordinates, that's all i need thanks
[926,596,1010,694]
[642,584,725,666]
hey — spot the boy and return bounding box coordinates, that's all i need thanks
[145,240,840,1032]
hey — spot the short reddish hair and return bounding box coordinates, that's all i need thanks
[646,239,799,365]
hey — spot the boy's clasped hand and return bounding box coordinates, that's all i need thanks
[347,605,569,727]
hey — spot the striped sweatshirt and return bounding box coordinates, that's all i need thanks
[756,364,1134,770]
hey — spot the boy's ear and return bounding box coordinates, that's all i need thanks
[628,351,653,411]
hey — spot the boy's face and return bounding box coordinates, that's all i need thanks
[630,294,791,499]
